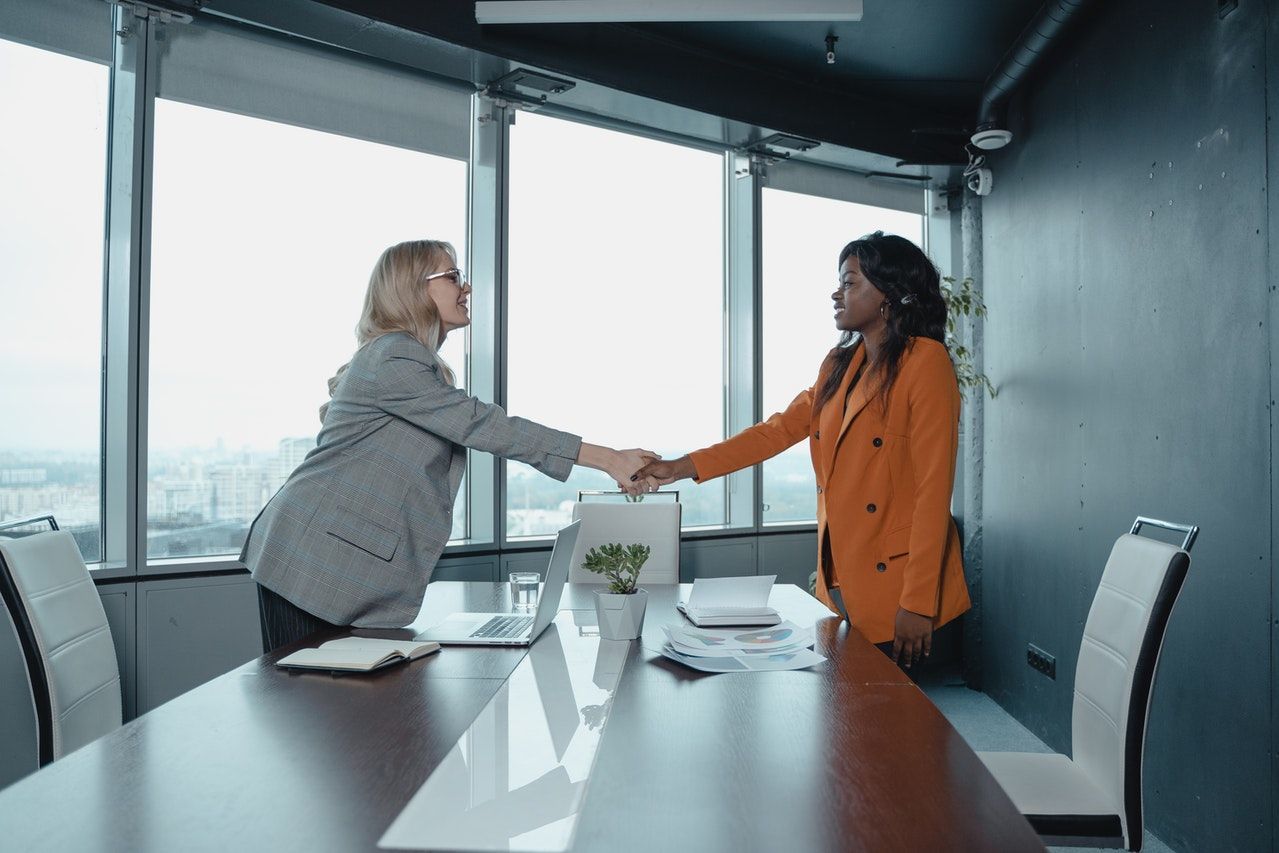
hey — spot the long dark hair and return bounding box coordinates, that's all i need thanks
[812,231,947,415]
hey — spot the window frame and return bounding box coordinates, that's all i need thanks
[496,106,738,545]
[99,8,478,577]
[754,159,930,532]
[0,0,119,575]
[4,1,933,577]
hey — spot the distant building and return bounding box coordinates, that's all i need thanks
[208,465,273,522]
[0,468,47,485]
[150,479,206,521]
[273,437,314,491]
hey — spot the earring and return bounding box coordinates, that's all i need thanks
[879,302,889,319]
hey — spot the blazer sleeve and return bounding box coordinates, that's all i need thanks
[898,347,962,618]
[688,386,813,482]
[375,340,582,482]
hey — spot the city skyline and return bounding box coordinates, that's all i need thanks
[1,434,822,563]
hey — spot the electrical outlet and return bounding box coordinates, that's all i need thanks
[1027,643,1056,679]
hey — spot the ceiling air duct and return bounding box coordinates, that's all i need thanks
[972,0,1092,150]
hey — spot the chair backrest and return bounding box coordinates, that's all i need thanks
[567,502,681,585]
[1071,530,1191,848]
[0,530,122,765]
[577,490,680,504]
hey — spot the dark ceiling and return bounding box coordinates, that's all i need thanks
[314,0,1061,165]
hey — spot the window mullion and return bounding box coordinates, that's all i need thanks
[724,152,760,531]
[467,94,507,549]
[102,6,155,572]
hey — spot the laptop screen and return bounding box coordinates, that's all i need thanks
[529,520,581,638]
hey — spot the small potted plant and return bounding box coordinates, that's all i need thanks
[582,542,651,640]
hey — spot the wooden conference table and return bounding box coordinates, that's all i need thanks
[0,583,1044,852]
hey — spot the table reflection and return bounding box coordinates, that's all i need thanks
[379,612,628,852]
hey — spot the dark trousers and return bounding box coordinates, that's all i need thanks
[256,583,342,654]
[830,585,962,682]
[873,619,963,682]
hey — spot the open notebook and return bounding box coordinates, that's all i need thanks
[277,636,440,673]
[676,574,780,627]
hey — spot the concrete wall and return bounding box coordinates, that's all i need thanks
[978,1,1271,850]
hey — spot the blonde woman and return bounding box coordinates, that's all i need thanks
[243,239,655,652]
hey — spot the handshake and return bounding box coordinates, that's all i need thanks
[606,449,698,497]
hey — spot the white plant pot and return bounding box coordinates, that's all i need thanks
[594,589,648,641]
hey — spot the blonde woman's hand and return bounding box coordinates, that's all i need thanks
[575,443,661,495]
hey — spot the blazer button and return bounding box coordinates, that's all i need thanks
[816,486,823,494]
[875,562,887,572]
[815,430,821,439]
[866,503,876,513]
[872,437,883,447]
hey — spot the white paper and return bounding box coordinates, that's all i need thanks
[667,620,811,653]
[683,574,776,610]
[659,643,826,673]
[660,626,812,658]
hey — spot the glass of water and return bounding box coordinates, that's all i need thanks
[509,571,541,611]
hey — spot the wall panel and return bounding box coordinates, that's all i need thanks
[979,2,1270,849]
[97,582,136,721]
[137,574,260,714]
[680,538,756,581]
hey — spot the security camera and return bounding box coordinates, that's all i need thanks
[967,167,993,197]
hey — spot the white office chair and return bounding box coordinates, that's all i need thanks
[0,517,122,766]
[567,497,681,585]
[978,517,1196,851]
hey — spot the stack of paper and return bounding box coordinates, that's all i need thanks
[659,620,826,673]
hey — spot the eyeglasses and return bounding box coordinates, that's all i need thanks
[424,267,466,286]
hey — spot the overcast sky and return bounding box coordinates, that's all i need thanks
[1,38,923,459]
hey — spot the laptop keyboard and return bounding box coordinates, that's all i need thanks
[469,615,535,639]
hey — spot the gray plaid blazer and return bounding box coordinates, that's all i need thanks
[242,332,581,627]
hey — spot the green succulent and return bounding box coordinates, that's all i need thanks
[581,542,650,595]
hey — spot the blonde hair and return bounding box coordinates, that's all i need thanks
[321,239,459,422]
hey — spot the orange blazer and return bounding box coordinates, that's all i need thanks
[689,337,970,644]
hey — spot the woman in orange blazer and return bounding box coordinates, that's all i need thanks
[636,231,969,667]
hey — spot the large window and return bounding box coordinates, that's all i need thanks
[0,36,109,561]
[146,100,467,558]
[2,1,934,574]
[760,189,925,524]
[505,112,725,537]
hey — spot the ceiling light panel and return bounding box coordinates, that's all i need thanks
[475,1,864,24]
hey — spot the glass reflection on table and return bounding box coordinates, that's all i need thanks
[379,612,629,852]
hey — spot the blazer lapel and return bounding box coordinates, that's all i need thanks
[836,346,876,445]
[819,345,868,475]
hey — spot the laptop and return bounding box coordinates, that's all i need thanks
[415,520,581,646]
